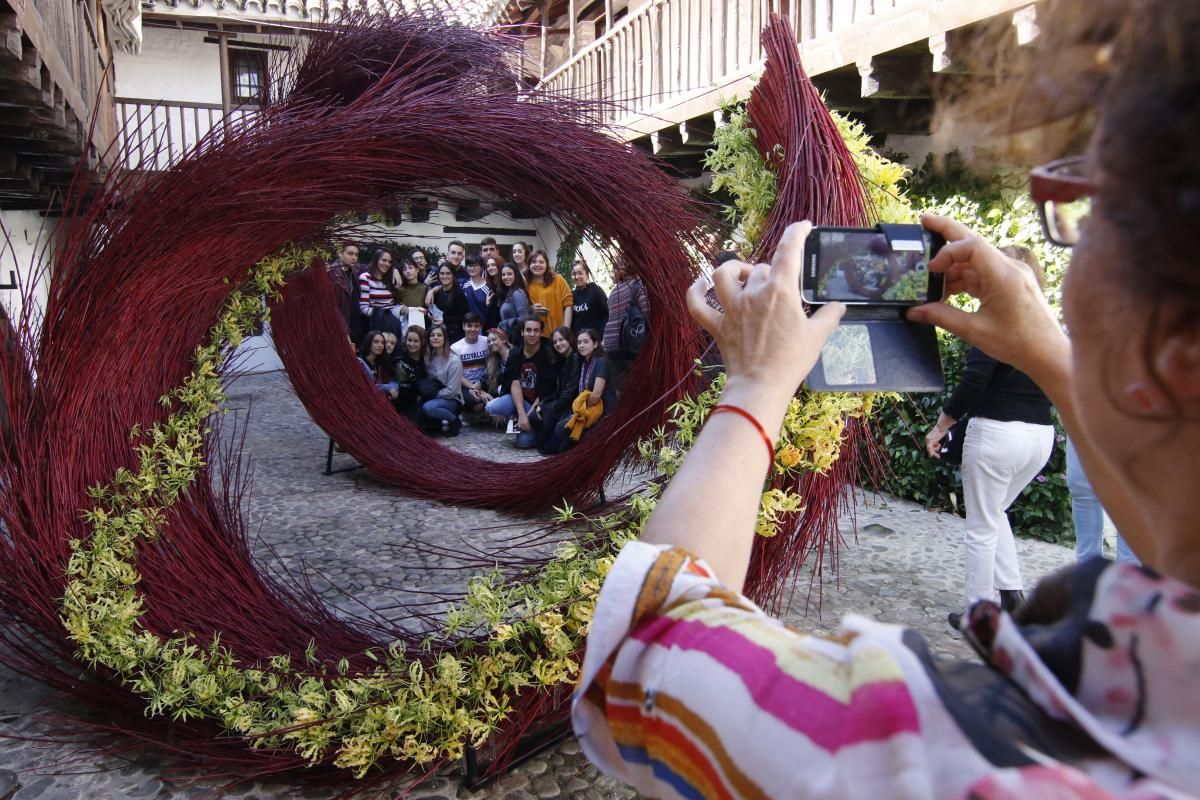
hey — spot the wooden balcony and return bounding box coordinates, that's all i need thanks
[115,97,261,171]
[536,0,1036,139]
[0,0,118,209]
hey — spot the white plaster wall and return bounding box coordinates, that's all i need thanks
[358,203,550,255]
[114,28,222,103]
[0,210,56,339]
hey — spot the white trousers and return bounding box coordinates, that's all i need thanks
[961,417,1055,604]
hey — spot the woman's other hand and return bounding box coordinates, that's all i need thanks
[925,426,945,458]
[924,410,957,458]
[907,214,1069,386]
[686,221,845,402]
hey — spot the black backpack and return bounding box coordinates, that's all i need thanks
[619,280,649,357]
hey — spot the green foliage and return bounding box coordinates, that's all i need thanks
[706,103,779,249]
[881,269,930,302]
[903,150,1012,207]
[922,193,1070,312]
[555,227,584,280]
[706,101,914,250]
[828,112,913,224]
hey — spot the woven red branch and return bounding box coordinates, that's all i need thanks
[738,16,880,610]
[749,15,874,261]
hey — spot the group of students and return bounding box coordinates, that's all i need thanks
[334,236,649,452]
[329,236,619,346]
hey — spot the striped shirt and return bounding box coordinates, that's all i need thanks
[358,272,396,314]
[573,543,1196,799]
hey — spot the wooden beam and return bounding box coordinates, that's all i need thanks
[540,1,548,77]
[216,30,232,117]
[1012,4,1038,45]
[568,0,576,58]
[928,33,951,72]
[856,58,879,97]
[855,53,934,100]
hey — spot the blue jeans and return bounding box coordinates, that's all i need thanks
[420,397,461,428]
[485,394,537,448]
[1066,438,1137,563]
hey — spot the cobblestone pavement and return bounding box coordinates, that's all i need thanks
[0,371,1078,800]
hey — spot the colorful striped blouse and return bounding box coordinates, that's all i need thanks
[573,542,1197,799]
[358,272,396,314]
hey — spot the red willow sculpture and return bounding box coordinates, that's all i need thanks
[0,10,880,790]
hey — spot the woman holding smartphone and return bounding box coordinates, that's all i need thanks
[573,4,1200,795]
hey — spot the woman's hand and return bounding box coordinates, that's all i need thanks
[686,221,845,404]
[925,427,945,458]
[907,214,1070,386]
[646,222,843,591]
[924,411,956,458]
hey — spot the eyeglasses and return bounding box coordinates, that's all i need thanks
[1030,156,1095,247]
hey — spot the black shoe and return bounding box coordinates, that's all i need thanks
[447,418,462,437]
[947,612,963,632]
[999,589,1025,614]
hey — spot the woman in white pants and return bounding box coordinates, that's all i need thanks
[927,248,1054,627]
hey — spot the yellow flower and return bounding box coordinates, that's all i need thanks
[776,444,803,470]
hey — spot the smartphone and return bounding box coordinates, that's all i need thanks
[802,226,945,305]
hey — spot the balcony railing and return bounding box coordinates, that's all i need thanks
[538,0,1032,131]
[115,98,262,171]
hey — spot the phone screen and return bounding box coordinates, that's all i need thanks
[813,230,931,304]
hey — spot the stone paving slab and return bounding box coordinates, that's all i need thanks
[0,371,1076,799]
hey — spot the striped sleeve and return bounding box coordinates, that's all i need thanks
[358,273,395,313]
[572,542,990,800]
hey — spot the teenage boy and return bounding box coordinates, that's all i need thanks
[452,313,492,415]
[485,317,558,449]
[328,240,364,341]
[428,240,468,287]
[480,236,501,267]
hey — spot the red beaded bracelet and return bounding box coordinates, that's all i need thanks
[709,404,775,464]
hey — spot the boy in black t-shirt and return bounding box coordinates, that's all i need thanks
[484,317,558,448]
